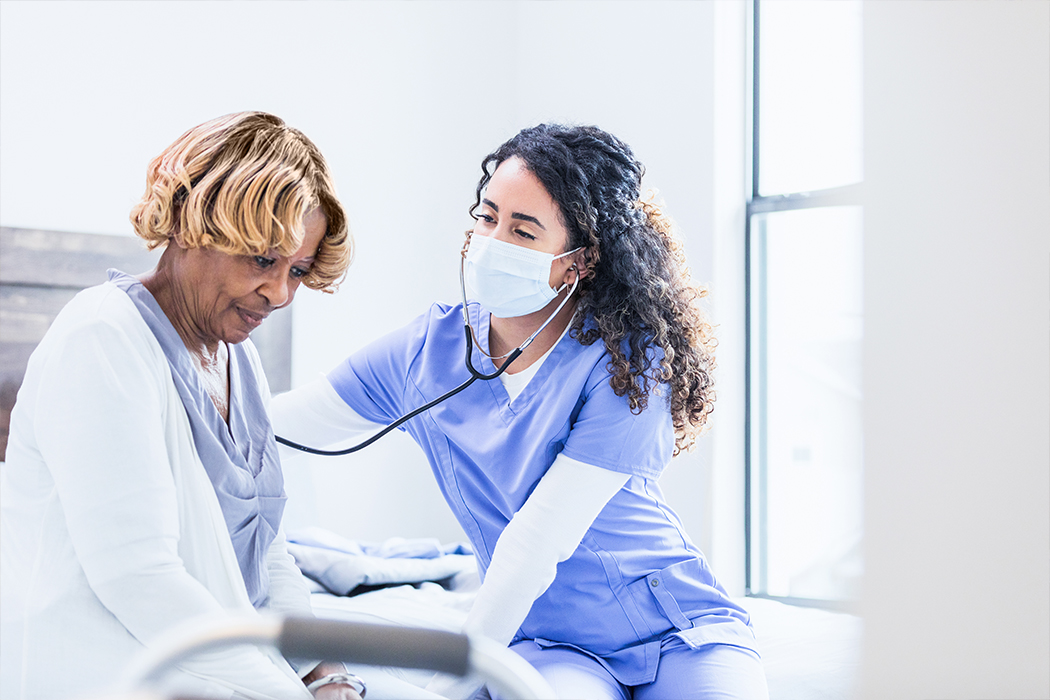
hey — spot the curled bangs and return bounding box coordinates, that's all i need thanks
[132,112,353,292]
[186,155,313,258]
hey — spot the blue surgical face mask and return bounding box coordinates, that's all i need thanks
[464,235,581,318]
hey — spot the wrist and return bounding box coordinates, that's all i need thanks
[306,672,367,697]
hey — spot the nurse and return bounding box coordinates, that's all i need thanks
[273,124,769,699]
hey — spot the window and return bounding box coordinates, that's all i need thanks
[746,0,864,607]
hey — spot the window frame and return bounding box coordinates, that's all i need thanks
[744,0,864,612]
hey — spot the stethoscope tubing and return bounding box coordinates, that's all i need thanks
[275,326,520,456]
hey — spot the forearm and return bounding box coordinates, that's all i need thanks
[427,457,627,699]
[303,662,365,700]
[463,456,629,644]
[263,528,315,619]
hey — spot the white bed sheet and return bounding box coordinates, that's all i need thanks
[745,597,862,700]
[308,583,862,699]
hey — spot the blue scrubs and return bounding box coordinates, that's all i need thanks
[327,302,756,686]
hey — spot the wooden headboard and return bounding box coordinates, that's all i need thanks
[0,226,292,461]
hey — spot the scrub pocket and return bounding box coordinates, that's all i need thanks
[625,558,757,652]
[626,559,703,633]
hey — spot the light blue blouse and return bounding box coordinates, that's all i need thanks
[328,302,755,685]
[109,270,285,607]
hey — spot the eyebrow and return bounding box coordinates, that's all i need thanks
[482,198,547,231]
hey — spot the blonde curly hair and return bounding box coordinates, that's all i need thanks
[130,111,352,292]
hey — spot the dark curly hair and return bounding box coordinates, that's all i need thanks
[470,124,717,454]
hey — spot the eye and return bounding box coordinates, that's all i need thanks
[253,256,276,269]
[290,266,310,279]
[514,229,537,241]
[478,213,496,225]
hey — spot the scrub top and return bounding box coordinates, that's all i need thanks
[327,302,756,685]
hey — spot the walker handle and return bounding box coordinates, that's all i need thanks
[278,617,470,676]
[116,614,556,699]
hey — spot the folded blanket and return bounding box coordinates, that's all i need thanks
[287,527,477,596]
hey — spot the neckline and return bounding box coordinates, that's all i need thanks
[109,271,246,451]
[469,302,573,414]
[498,316,574,402]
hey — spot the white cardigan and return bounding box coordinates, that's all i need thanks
[0,282,313,700]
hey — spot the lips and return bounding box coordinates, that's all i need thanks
[237,307,269,331]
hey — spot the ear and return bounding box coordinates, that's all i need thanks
[560,247,595,287]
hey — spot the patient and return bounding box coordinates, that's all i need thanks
[0,112,360,699]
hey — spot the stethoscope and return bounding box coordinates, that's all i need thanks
[275,235,581,457]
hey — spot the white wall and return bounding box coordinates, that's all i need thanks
[0,2,729,557]
[862,2,1050,698]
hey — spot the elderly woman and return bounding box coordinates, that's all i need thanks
[0,113,359,699]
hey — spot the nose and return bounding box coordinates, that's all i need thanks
[259,272,294,309]
[488,220,517,245]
